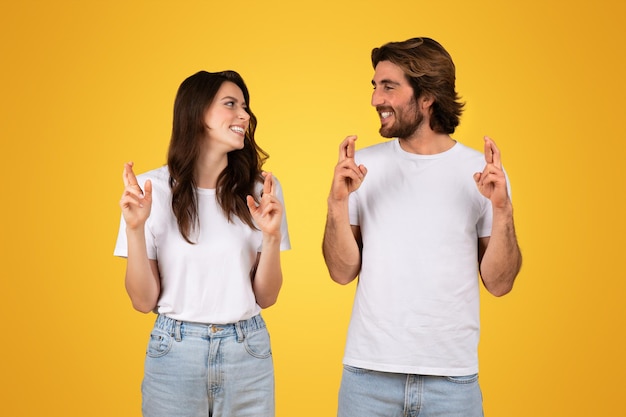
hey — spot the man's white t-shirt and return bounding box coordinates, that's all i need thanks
[114,166,291,324]
[344,139,502,376]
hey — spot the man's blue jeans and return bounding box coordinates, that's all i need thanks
[338,365,484,417]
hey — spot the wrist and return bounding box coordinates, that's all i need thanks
[125,224,146,235]
[492,202,515,226]
[262,231,281,245]
[492,199,513,214]
[327,196,349,214]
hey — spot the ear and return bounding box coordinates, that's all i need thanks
[419,94,435,110]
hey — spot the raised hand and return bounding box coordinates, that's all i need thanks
[119,161,152,229]
[247,172,282,237]
[473,136,510,209]
[329,135,368,202]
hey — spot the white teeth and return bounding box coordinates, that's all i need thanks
[230,126,245,134]
[380,112,393,119]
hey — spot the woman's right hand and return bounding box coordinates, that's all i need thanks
[119,162,152,230]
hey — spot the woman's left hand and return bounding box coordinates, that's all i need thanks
[247,172,282,237]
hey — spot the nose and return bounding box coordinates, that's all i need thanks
[371,88,384,107]
[238,109,250,121]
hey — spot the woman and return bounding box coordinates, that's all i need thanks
[114,70,290,417]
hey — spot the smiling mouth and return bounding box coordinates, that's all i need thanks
[377,106,394,121]
[230,126,246,135]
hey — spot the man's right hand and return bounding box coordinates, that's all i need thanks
[329,135,367,202]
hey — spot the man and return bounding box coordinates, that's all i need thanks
[322,37,522,417]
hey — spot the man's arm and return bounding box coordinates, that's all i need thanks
[478,203,522,296]
[322,136,367,285]
[323,203,362,285]
[475,137,522,296]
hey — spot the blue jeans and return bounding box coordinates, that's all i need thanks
[338,365,484,417]
[142,314,275,417]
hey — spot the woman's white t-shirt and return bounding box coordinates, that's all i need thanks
[114,166,291,324]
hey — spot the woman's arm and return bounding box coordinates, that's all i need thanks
[251,234,283,308]
[247,173,285,308]
[124,228,161,312]
[119,162,160,312]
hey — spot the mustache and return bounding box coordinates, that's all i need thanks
[376,106,394,113]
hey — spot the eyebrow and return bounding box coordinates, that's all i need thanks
[219,95,248,107]
[371,79,401,87]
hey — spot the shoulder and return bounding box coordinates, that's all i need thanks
[255,174,287,199]
[449,142,486,168]
[355,140,395,162]
[453,142,483,157]
[136,166,171,202]
[136,165,169,188]
[454,142,485,158]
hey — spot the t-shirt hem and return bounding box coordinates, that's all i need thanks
[343,357,478,377]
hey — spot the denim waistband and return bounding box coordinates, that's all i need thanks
[153,314,266,340]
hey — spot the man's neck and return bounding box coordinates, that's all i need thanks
[398,130,456,155]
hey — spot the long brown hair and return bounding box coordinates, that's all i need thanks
[371,37,465,134]
[167,70,268,243]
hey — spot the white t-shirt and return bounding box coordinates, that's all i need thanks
[114,166,291,324]
[344,139,503,376]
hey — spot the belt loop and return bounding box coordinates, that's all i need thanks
[174,320,182,342]
[235,321,244,343]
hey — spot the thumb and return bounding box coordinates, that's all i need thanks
[143,179,153,200]
[246,195,258,213]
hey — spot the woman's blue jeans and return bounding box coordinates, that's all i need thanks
[141,314,274,417]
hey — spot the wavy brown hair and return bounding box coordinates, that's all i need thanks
[371,37,465,134]
[167,70,268,243]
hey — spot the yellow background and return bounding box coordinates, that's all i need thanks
[2,0,625,416]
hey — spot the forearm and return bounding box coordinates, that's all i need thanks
[124,228,160,313]
[480,203,522,296]
[322,199,361,285]
[252,233,283,308]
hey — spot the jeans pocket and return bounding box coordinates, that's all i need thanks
[343,365,373,375]
[243,328,272,359]
[146,328,173,358]
[445,373,479,384]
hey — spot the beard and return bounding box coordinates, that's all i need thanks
[378,100,424,139]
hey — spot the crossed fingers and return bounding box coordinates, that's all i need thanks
[483,136,502,170]
[339,135,357,162]
[123,161,144,198]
